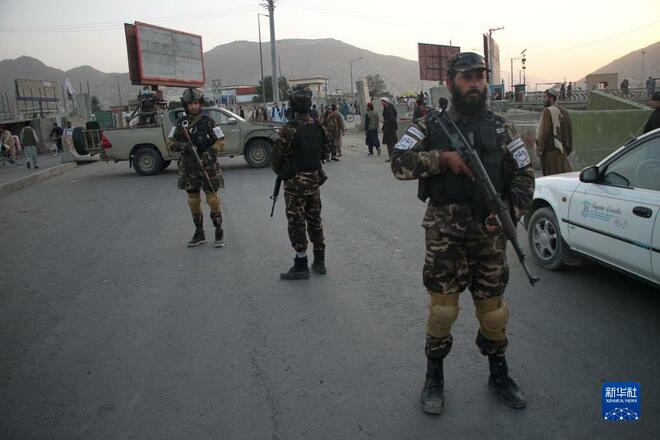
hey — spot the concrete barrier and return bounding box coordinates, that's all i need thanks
[0,162,78,196]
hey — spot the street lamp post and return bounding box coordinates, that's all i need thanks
[257,13,268,104]
[350,57,363,98]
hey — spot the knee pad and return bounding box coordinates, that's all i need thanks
[187,192,202,215]
[474,296,509,341]
[204,192,221,212]
[427,292,459,338]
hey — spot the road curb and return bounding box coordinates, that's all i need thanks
[0,162,78,196]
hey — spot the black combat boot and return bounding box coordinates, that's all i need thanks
[311,249,327,275]
[211,212,224,248]
[280,256,310,280]
[488,355,526,409]
[187,214,206,247]
[420,358,444,415]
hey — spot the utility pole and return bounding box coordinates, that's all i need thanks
[350,57,363,98]
[641,50,646,88]
[264,0,279,104]
[257,13,268,104]
[113,75,122,127]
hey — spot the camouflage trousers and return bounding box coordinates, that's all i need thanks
[422,203,509,359]
[284,190,325,252]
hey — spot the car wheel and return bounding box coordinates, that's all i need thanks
[133,147,163,176]
[244,139,272,168]
[160,160,172,171]
[527,207,565,271]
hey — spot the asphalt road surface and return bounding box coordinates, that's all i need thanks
[1,141,658,439]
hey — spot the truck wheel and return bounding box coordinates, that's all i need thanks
[160,160,172,171]
[133,147,164,176]
[244,139,272,168]
[527,207,565,271]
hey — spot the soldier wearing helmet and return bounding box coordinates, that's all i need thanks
[390,52,534,414]
[272,86,331,279]
[167,88,227,248]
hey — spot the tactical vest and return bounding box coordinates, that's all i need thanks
[182,116,215,154]
[421,110,507,215]
[293,121,324,171]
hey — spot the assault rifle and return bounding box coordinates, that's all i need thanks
[270,177,282,217]
[435,97,539,286]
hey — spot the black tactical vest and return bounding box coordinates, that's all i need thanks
[293,121,324,171]
[181,115,215,154]
[422,110,507,215]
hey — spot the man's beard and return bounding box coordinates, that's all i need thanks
[450,85,487,117]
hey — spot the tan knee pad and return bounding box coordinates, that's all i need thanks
[427,292,460,338]
[474,296,509,341]
[187,192,202,215]
[204,191,222,212]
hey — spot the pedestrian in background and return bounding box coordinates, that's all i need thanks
[643,92,660,134]
[364,102,380,156]
[646,76,656,97]
[310,104,319,120]
[566,82,573,100]
[322,104,345,160]
[380,97,398,163]
[0,126,17,162]
[535,88,573,175]
[19,121,39,169]
[239,106,245,119]
[49,122,63,152]
[412,98,427,124]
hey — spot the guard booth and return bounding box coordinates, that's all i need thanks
[514,84,526,102]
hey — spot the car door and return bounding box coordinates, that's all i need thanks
[206,109,241,155]
[653,212,660,281]
[567,135,660,281]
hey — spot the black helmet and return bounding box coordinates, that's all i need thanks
[181,88,205,106]
[447,52,490,76]
[288,85,312,114]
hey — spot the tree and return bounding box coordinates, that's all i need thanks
[90,95,101,113]
[256,76,290,102]
[366,74,388,97]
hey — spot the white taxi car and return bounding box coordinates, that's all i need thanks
[525,128,660,287]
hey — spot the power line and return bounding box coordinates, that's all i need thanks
[528,19,660,57]
[0,7,257,33]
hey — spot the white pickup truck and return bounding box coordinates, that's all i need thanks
[77,107,279,175]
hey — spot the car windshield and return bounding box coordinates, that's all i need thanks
[221,108,246,122]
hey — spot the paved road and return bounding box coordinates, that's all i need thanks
[1,141,658,439]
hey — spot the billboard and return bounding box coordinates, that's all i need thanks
[483,34,502,85]
[124,22,205,87]
[14,79,61,116]
[418,43,460,82]
[15,79,59,102]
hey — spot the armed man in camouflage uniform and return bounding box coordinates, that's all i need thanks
[272,86,331,280]
[167,88,226,248]
[391,52,535,414]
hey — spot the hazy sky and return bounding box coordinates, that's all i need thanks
[1,0,658,85]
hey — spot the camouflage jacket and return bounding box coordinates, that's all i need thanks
[321,111,345,138]
[272,113,331,195]
[391,108,535,221]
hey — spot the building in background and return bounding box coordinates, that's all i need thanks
[289,77,329,108]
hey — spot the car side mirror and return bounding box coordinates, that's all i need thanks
[227,117,238,125]
[579,166,600,183]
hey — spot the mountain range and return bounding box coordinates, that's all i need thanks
[0,38,658,110]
